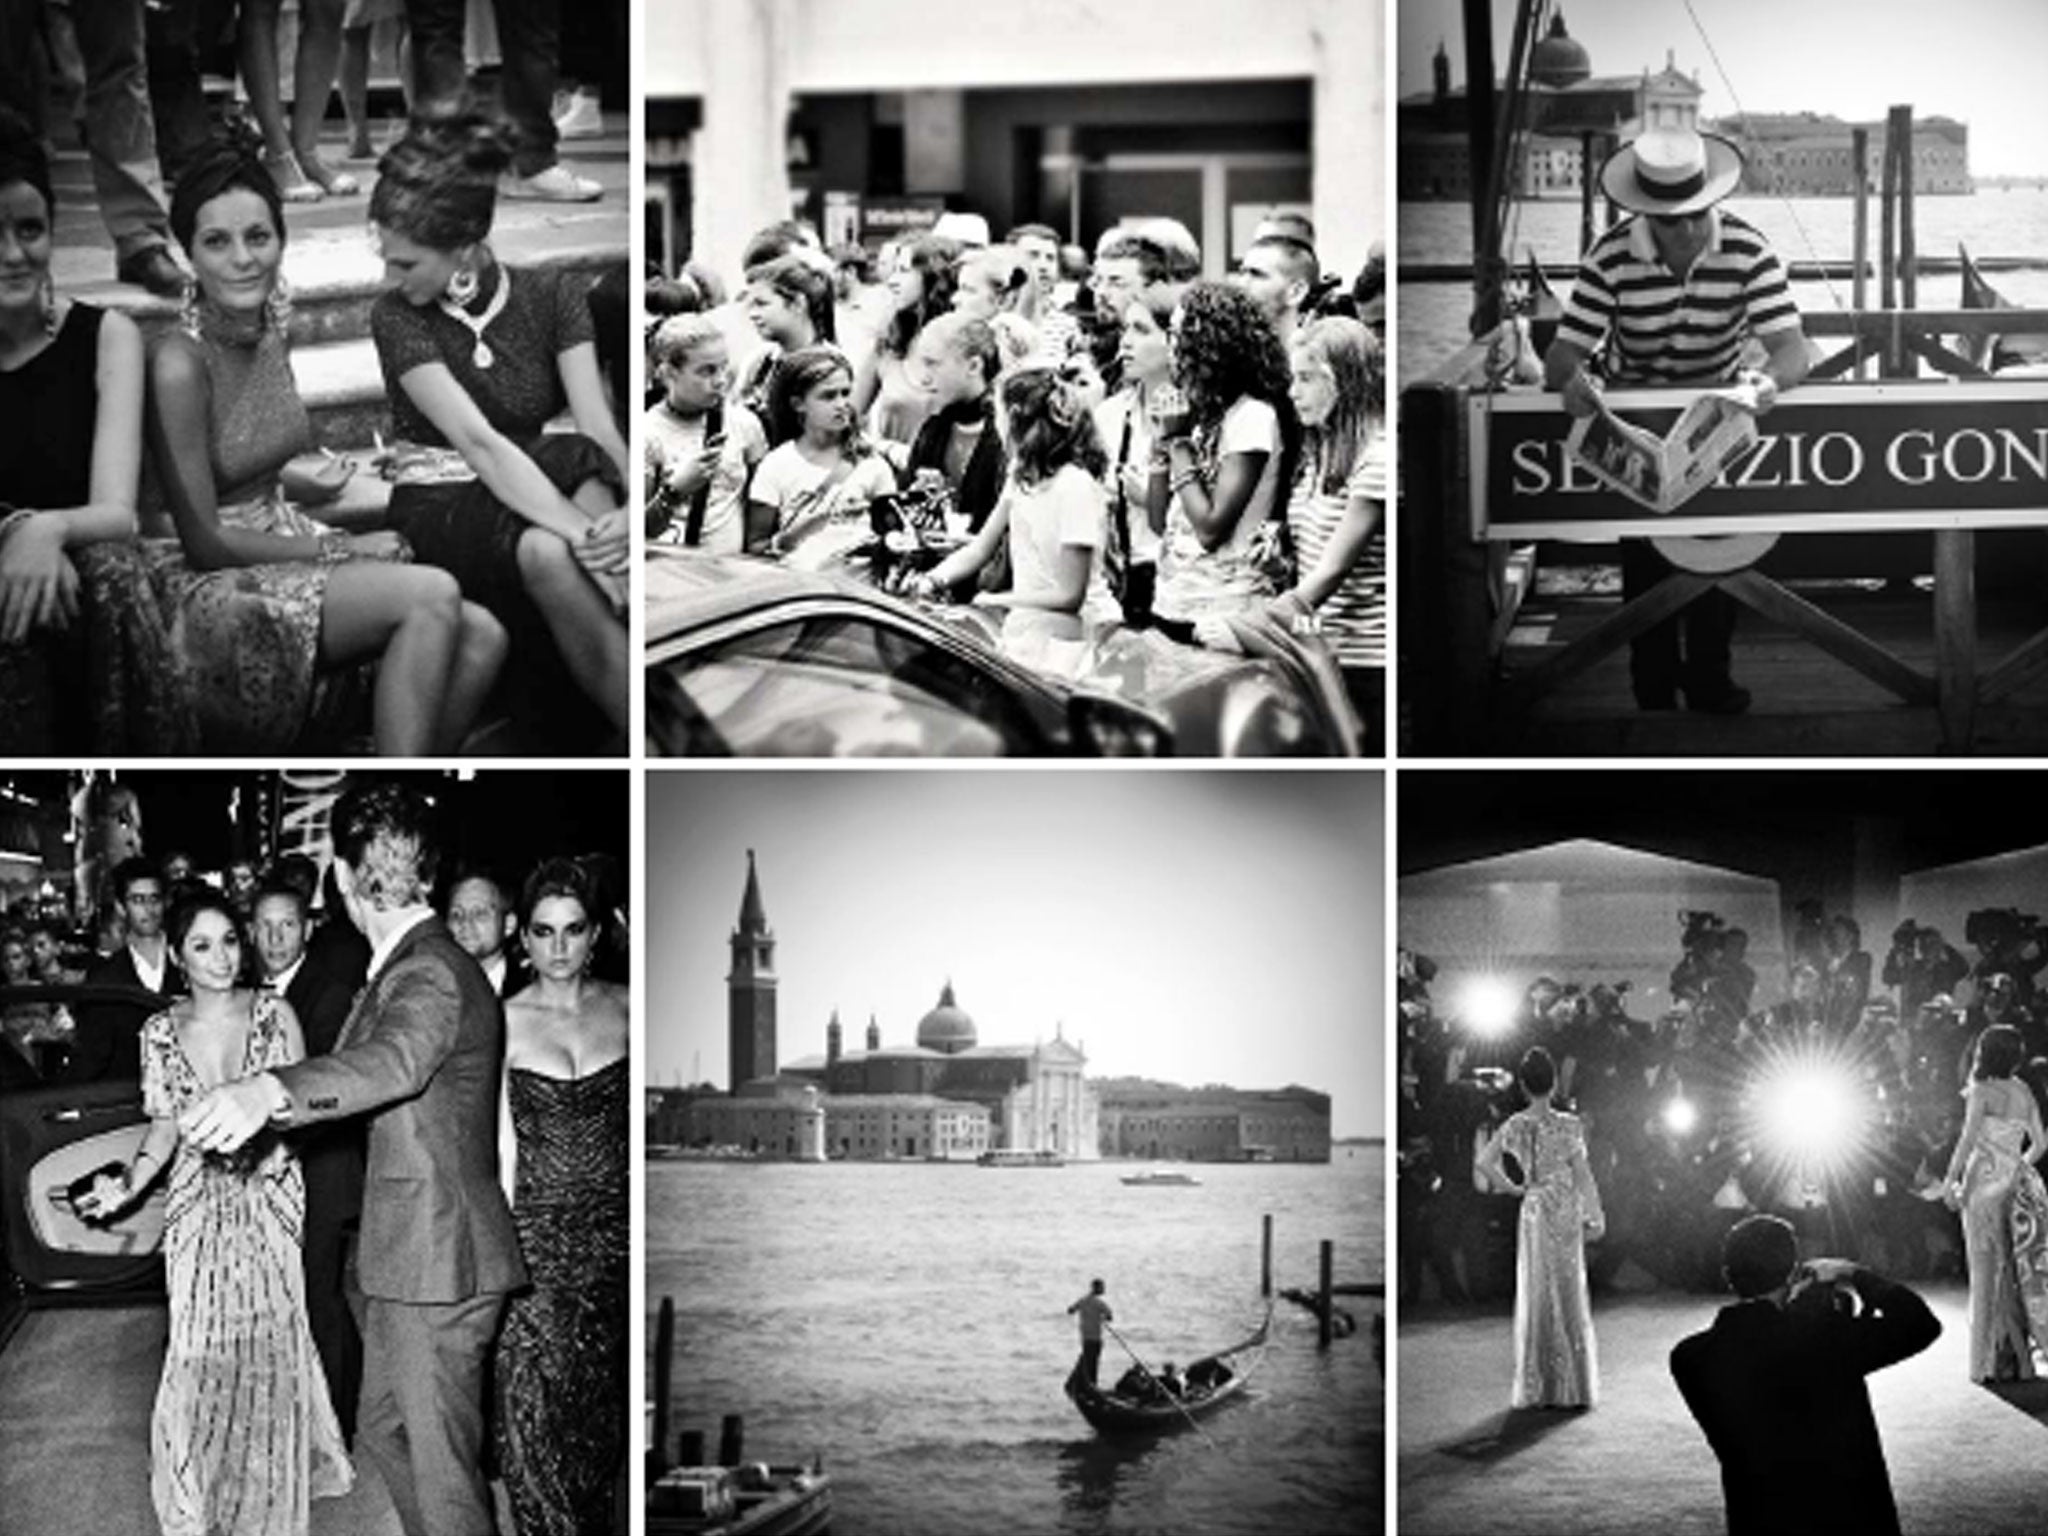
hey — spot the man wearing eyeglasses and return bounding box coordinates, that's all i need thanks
[1543,125,1812,718]
[63,857,184,1083]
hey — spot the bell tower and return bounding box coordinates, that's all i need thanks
[727,849,777,1091]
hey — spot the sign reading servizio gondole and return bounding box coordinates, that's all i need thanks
[1466,382,2048,541]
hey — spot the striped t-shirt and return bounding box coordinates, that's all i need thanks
[1553,210,1800,385]
[1287,427,1386,669]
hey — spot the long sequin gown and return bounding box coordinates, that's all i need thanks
[1489,1106,1604,1408]
[143,996,351,1536]
[1958,1080,2048,1380]
[496,1057,629,1534]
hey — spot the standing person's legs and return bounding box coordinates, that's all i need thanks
[1681,584,1744,710]
[290,0,357,191]
[69,0,183,286]
[1079,1337,1102,1387]
[405,0,468,113]
[489,0,558,176]
[1620,538,1683,709]
[144,0,213,189]
[0,0,45,130]
[383,1292,504,1536]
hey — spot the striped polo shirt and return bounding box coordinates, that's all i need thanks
[1554,209,1800,385]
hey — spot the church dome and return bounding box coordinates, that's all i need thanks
[916,980,977,1054]
[1530,13,1591,88]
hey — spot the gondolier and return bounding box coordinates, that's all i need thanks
[1542,125,1813,717]
[1067,1278,1113,1388]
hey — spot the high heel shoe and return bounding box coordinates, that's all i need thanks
[296,149,361,197]
[263,150,326,204]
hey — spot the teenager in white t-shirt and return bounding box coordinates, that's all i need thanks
[914,367,1120,624]
[1147,282,1300,637]
[645,315,768,554]
[744,347,897,565]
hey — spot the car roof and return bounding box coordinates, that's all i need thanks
[646,547,870,638]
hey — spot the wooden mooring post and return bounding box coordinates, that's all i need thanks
[1318,1241,1335,1349]
[650,1295,675,1478]
[1261,1213,1273,1298]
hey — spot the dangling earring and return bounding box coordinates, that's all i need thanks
[267,273,294,335]
[446,262,480,307]
[179,285,203,340]
[39,274,57,339]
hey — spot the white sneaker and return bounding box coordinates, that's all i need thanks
[554,87,605,140]
[502,166,603,203]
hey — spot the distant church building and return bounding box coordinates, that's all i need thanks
[660,854,1098,1161]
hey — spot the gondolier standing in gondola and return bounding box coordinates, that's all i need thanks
[1067,1278,1113,1388]
[1542,124,1812,718]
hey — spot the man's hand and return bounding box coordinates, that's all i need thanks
[179,1072,287,1154]
[1560,369,1604,420]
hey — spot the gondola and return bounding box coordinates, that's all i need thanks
[1958,242,2048,372]
[1063,1304,1272,1434]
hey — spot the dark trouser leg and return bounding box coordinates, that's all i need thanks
[1620,538,1683,707]
[0,0,45,129]
[491,0,560,176]
[405,0,468,112]
[71,0,173,263]
[146,0,212,188]
[1078,1338,1103,1388]
[359,1292,504,1536]
[1680,582,1739,700]
[303,1201,363,1440]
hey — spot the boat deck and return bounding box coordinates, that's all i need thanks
[1486,569,2048,755]
[0,1305,517,1534]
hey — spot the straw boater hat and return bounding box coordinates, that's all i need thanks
[1600,126,1745,217]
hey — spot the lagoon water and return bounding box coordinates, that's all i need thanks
[1399,188,2048,380]
[646,1147,1383,1536]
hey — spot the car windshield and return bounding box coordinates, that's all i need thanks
[649,614,1054,756]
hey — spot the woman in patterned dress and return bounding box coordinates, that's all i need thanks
[495,857,628,1534]
[1476,1046,1606,1408]
[79,888,351,1535]
[1942,1023,2048,1380]
[368,110,630,746]
[148,134,507,754]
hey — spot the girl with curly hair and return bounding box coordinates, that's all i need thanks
[744,347,896,563]
[1147,280,1301,639]
[915,366,1120,623]
[855,234,964,442]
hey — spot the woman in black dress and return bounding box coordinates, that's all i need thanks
[368,111,630,748]
[0,107,193,752]
[497,856,628,1534]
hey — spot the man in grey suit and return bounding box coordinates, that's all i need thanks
[182,783,526,1536]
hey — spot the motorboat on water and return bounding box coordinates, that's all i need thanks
[1119,1168,1201,1186]
[647,1461,833,1536]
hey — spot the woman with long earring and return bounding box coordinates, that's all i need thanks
[146,130,507,754]
[497,857,629,1533]
[0,108,195,753]
[368,109,630,748]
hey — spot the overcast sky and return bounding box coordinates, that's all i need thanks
[1399,0,2048,177]
[648,771,1384,1139]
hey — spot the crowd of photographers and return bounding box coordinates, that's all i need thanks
[1397,903,2048,1305]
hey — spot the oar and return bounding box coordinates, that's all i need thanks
[1102,1320,1213,1446]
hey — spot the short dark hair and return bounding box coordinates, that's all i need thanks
[249,880,309,923]
[1006,222,1060,247]
[332,781,440,909]
[519,856,601,928]
[1518,1046,1557,1098]
[1976,1023,2027,1081]
[1095,231,1172,289]
[741,219,820,270]
[1723,1214,1799,1298]
[267,853,319,907]
[110,857,163,903]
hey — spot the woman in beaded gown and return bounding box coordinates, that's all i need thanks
[147,135,507,755]
[496,857,629,1535]
[1942,1023,2048,1381]
[367,111,631,747]
[78,889,351,1536]
[1476,1046,1606,1408]
[0,109,197,753]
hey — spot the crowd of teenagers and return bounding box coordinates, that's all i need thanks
[12,786,628,1536]
[645,212,1389,748]
[0,105,629,753]
[1398,899,2048,1328]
